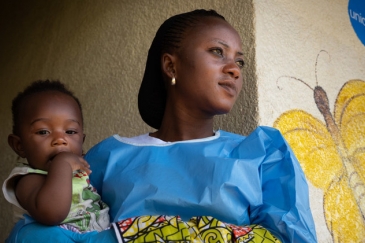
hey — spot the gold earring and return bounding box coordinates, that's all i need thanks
[171,77,176,85]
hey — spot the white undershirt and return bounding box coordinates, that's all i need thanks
[113,131,220,146]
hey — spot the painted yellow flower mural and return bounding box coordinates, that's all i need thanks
[273,53,365,242]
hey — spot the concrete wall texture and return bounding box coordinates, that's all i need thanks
[1,0,364,242]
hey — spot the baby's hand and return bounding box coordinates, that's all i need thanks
[50,152,91,175]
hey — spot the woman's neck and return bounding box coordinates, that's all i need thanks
[150,117,215,142]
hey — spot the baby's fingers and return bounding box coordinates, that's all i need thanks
[79,164,92,175]
[78,157,91,175]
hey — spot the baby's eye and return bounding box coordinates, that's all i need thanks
[66,130,77,135]
[236,60,245,69]
[36,130,49,135]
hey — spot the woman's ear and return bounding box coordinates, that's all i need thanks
[8,134,26,158]
[161,53,176,79]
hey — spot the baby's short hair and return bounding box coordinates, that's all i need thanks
[11,80,83,135]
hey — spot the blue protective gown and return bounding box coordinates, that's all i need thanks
[5,126,317,243]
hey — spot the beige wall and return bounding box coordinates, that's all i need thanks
[255,0,365,242]
[0,0,256,240]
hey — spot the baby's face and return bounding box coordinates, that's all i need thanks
[17,91,84,171]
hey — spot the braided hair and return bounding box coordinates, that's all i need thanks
[11,80,83,135]
[158,9,225,54]
[138,9,226,129]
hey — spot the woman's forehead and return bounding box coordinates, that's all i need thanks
[181,18,242,49]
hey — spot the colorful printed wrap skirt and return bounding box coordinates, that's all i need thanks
[112,215,281,243]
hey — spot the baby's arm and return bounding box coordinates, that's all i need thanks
[15,152,91,225]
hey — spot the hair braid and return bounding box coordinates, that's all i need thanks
[160,10,225,54]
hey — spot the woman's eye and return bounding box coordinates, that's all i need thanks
[36,130,49,135]
[236,60,245,68]
[211,48,223,56]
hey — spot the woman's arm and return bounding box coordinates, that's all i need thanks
[15,152,91,225]
[6,216,117,243]
[247,127,317,243]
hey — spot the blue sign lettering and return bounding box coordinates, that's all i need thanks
[349,0,365,46]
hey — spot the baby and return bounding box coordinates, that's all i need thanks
[3,80,109,233]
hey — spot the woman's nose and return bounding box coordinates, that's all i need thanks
[223,59,241,79]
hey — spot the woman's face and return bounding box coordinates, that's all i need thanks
[172,17,244,118]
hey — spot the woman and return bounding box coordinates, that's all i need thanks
[5,9,317,243]
[87,9,317,242]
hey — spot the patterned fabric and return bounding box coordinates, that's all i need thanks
[112,215,281,243]
[62,170,110,232]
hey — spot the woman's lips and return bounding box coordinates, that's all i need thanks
[219,81,237,96]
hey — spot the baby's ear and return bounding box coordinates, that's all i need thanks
[83,134,86,143]
[8,134,26,158]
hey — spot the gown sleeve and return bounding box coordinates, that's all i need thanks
[238,126,317,243]
[5,214,117,243]
[84,136,115,194]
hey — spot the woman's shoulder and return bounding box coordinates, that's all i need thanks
[220,126,283,142]
[220,126,289,156]
[90,133,166,146]
[88,134,132,149]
